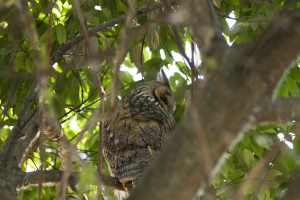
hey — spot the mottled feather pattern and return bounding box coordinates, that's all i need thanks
[103,73,176,193]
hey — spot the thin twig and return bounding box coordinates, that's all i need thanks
[216,13,270,23]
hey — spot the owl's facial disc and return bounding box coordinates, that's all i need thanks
[154,86,172,112]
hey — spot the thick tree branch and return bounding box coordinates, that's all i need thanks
[16,171,124,191]
[280,170,300,200]
[256,97,300,123]
[0,104,39,168]
[128,5,300,200]
[243,8,300,95]
[179,0,228,64]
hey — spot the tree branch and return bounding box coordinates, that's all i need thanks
[179,0,228,64]
[280,170,300,200]
[127,4,300,200]
[243,5,300,95]
[256,97,300,123]
[17,171,125,192]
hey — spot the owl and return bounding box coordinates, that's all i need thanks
[103,69,176,197]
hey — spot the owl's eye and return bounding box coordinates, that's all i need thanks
[160,96,168,105]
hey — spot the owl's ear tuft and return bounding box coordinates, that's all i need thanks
[157,69,170,86]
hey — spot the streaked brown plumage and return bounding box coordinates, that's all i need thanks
[103,69,176,195]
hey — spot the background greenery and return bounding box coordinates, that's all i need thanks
[1,0,300,199]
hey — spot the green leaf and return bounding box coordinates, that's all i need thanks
[225,161,234,173]
[254,136,270,149]
[4,119,16,126]
[266,169,282,180]
[250,22,258,31]
[102,7,111,18]
[73,41,86,69]
[78,168,97,192]
[213,0,221,8]
[220,18,231,36]
[56,23,67,45]
[258,184,269,200]
[101,0,118,19]
[39,28,57,44]
[50,93,67,117]
[285,73,299,97]
[146,28,159,51]
[119,71,133,85]
[89,36,98,54]
[160,24,168,43]
[255,125,277,132]
[67,73,80,105]
[116,0,127,12]
[290,65,300,82]
[220,163,228,179]
[293,135,300,156]
[232,0,239,5]
[277,82,289,97]
[228,169,245,180]
[241,135,250,147]
[265,7,274,19]
[129,43,144,73]
[243,149,256,168]
[25,58,33,73]
[249,139,262,157]
[213,171,221,186]
[55,72,68,96]
[243,194,253,200]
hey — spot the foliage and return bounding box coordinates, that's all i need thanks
[1,0,300,199]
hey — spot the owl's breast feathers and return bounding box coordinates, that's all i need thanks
[103,80,176,187]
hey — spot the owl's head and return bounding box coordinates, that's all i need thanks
[120,69,176,117]
[154,69,176,114]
